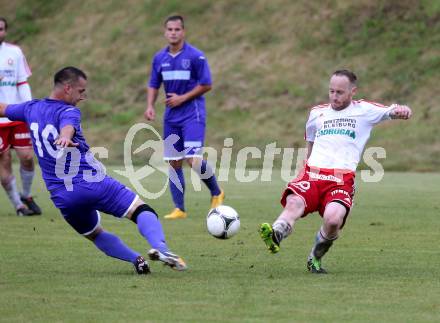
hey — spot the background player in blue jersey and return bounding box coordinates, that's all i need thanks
[144,15,224,220]
[0,66,187,274]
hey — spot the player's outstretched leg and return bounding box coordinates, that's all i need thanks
[130,203,187,271]
[259,223,281,253]
[147,249,187,271]
[259,195,302,253]
[89,229,150,275]
[133,255,151,275]
[259,220,292,254]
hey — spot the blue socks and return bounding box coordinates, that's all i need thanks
[169,160,221,211]
[169,167,185,211]
[93,231,139,263]
[197,160,221,196]
[136,211,169,254]
[93,212,169,264]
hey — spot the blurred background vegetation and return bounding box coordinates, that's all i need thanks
[3,0,440,170]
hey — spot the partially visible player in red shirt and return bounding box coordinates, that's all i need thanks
[0,17,41,216]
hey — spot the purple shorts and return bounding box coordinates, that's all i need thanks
[50,176,138,235]
[163,119,205,160]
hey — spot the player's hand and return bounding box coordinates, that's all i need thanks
[144,106,156,121]
[390,104,412,120]
[165,93,185,108]
[54,136,79,148]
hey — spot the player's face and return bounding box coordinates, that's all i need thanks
[164,20,185,46]
[329,75,356,110]
[0,21,7,44]
[65,77,87,106]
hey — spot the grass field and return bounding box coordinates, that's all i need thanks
[0,167,439,322]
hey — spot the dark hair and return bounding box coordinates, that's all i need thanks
[0,17,8,30]
[54,66,87,86]
[164,15,184,28]
[333,69,357,86]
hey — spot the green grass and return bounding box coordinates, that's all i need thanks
[0,167,439,322]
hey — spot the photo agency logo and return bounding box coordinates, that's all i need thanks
[114,123,192,199]
[112,123,387,199]
[54,123,387,197]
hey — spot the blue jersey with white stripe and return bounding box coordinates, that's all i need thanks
[6,98,105,191]
[149,42,212,123]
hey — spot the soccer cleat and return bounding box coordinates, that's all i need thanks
[148,249,187,271]
[133,256,151,275]
[16,206,37,216]
[210,189,225,209]
[164,208,187,220]
[307,256,327,274]
[259,223,281,254]
[20,196,42,215]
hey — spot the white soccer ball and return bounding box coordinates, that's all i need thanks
[206,205,240,239]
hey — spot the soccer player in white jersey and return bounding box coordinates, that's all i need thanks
[259,69,412,273]
[0,17,41,216]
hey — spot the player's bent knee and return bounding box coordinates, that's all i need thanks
[20,157,34,169]
[85,226,103,241]
[324,215,343,231]
[16,148,34,161]
[130,203,158,223]
[324,202,349,229]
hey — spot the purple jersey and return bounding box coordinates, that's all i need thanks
[149,42,212,123]
[6,98,104,191]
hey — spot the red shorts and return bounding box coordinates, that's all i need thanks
[0,122,33,153]
[281,165,355,223]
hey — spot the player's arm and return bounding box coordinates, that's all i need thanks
[388,104,412,120]
[0,103,8,117]
[16,48,32,103]
[145,87,159,121]
[17,82,32,103]
[304,109,316,159]
[145,54,163,121]
[166,84,212,108]
[306,141,314,159]
[54,125,79,148]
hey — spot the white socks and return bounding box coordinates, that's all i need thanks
[272,219,293,240]
[1,176,23,209]
[20,167,34,198]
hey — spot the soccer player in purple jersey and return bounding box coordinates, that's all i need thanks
[0,66,187,274]
[144,15,224,220]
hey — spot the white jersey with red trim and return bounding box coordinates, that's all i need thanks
[0,42,32,124]
[305,100,393,171]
